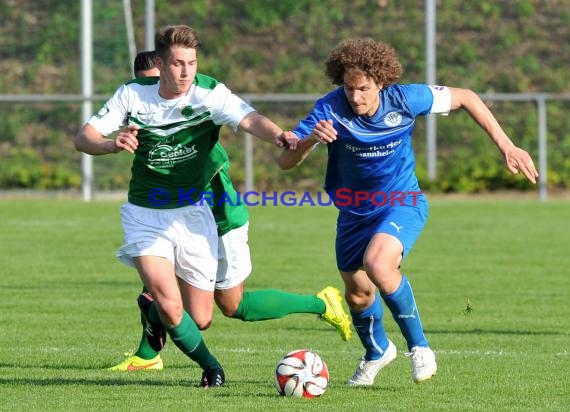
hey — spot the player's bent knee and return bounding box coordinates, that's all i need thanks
[214,290,242,318]
[363,259,389,277]
[364,261,399,288]
[345,290,375,311]
[220,306,238,318]
[194,317,213,330]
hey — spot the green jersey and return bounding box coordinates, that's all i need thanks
[88,73,255,209]
[205,143,249,236]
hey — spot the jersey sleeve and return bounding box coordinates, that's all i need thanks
[87,84,130,136]
[206,83,255,132]
[293,98,328,139]
[396,84,451,117]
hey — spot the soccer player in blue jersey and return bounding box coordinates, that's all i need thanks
[279,38,538,386]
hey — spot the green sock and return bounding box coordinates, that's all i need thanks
[135,286,159,359]
[147,299,161,323]
[234,290,325,321]
[134,312,159,360]
[168,311,220,370]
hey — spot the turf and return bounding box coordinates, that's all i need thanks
[0,197,568,411]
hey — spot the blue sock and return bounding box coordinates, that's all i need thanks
[382,275,428,350]
[350,292,390,361]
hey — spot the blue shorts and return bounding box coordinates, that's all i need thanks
[335,197,428,272]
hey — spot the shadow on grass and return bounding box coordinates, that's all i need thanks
[0,376,281,398]
[0,376,194,387]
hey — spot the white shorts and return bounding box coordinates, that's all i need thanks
[215,222,252,290]
[116,202,218,291]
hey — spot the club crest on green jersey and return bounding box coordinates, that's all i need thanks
[181,106,194,117]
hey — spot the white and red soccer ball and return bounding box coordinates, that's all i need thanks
[274,349,329,398]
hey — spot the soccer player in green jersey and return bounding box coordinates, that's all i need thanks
[75,28,351,386]
[108,50,351,375]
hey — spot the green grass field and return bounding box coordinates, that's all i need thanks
[1,197,569,411]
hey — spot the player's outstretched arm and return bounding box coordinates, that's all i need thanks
[278,119,338,170]
[449,87,539,184]
[238,111,299,148]
[277,134,319,170]
[74,124,139,155]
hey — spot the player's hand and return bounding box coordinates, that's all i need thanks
[275,131,299,150]
[311,119,337,144]
[114,125,139,154]
[503,146,538,184]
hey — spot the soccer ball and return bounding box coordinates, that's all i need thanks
[274,349,329,398]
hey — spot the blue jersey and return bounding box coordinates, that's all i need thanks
[293,84,450,216]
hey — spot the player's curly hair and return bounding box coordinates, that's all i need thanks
[325,38,402,87]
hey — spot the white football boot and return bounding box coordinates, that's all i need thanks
[348,339,397,386]
[406,346,437,383]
